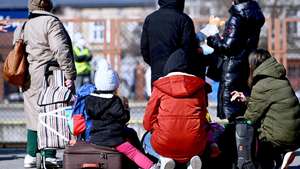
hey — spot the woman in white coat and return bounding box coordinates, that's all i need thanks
[13,0,76,167]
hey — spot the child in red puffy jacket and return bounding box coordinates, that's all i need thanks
[143,49,213,169]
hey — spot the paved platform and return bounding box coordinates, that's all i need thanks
[0,148,64,169]
[0,148,299,169]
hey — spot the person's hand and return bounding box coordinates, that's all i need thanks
[201,43,214,55]
[200,16,225,37]
[209,16,225,27]
[69,140,76,146]
[230,91,247,102]
[65,79,74,89]
[0,20,8,32]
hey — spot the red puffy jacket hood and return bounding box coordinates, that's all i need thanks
[153,73,205,98]
[144,73,208,162]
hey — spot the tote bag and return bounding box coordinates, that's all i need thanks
[37,63,73,149]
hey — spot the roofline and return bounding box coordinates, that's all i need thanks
[0,2,156,10]
[55,2,156,8]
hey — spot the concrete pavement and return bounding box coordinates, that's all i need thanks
[0,148,299,169]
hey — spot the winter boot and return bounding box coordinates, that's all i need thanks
[235,118,256,169]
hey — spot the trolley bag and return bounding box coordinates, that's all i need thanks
[37,62,73,149]
[63,142,123,169]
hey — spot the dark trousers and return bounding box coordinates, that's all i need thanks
[256,141,284,169]
[122,127,142,169]
[217,123,237,169]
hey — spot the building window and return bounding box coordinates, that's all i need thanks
[89,21,107,43]
[287,9,298,35]
[288,64,300,78]
[63,22,75,39]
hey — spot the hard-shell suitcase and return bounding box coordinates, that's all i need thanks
[63,142,123,169]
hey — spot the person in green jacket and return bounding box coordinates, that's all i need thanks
[231,49,300,169]
[73,33,92,91]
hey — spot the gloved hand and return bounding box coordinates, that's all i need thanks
[201,43,214,55]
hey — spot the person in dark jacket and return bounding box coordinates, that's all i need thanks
[141,0,208,84]
[85,61,159,169]
[207,0,265,121]
[206,0,265,168]
[231,49,300,169]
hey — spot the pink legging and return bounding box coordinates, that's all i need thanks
[115,141,154,169]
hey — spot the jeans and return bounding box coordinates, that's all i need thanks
[142,132,160,159]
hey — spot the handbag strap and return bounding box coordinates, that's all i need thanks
[18,22,27,40]
[28,12,73,49]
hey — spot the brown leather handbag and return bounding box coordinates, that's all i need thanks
[3,22,28,87]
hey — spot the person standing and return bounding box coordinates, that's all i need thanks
[73,33,93,91]
[206,0,265,168]
[141,0,211,85]
[13,0,76,167]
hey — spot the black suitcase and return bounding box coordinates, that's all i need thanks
[63,142,123,169]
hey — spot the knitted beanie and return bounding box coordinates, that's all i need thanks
[94,61,120,92]
[28,0,53,12]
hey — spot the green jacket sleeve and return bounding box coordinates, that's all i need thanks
[244,80,271,124]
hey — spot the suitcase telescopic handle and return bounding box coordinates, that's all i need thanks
[81,163,105,169]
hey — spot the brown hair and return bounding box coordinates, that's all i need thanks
[248,49,272,86]
[28,0,53,12]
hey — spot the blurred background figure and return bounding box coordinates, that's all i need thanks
[0,20,8,32]
[144,66,151,100]
[119,54,137,99]
[73,32,93,91]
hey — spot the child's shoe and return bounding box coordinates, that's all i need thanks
[150,163,160,169]
[24,154,36,168]
[187,155,202,169]
[160,156,175,169]
[281,151,296,169]
[210,143,221,158]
